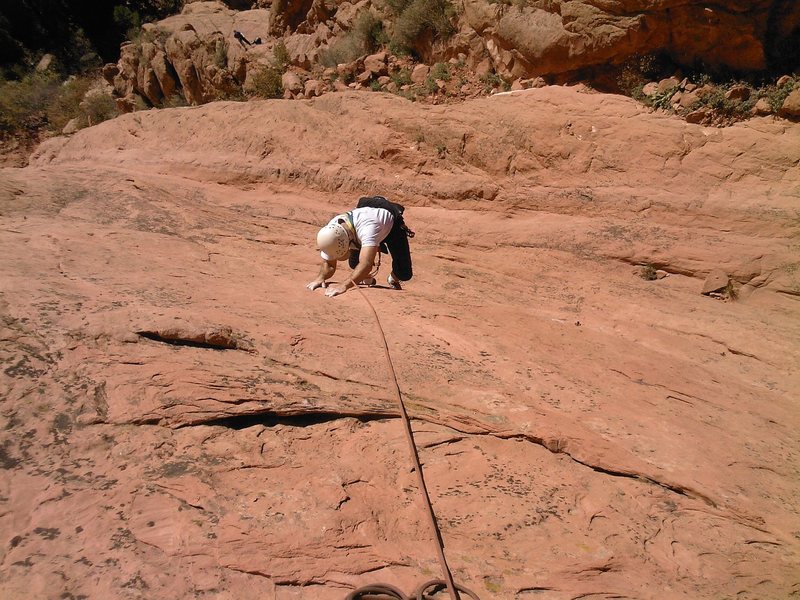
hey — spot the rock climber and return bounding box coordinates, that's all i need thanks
[233,30,252,46]
[307,196,414,298]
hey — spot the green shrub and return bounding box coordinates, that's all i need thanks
[640,264,657,280]
[213,39,227,69]
[762,76,798,112]
[113,5,143,42]
[391,0,456,54]
[352,11,387,52]
[430,62,450,81]
[249,66,283,99]
[319,36,364,67]
[390,68,412,87]
[273,39,290,71]
[647,85,679,110]
[0,72,60,134]
[319,12,387,67]
[617,54,660,96]
[480,72,502,93]
[45,76,92,130]
[0,71,120,136]
[82,92,119,125]
[698,87,752,119]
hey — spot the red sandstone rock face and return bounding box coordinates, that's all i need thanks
[463,0,785,76]
[105,1,799,108]
[1,88,799,598]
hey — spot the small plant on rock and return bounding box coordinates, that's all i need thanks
[724,280,739,300]
[390,68,412,87]
[82,92,118,126]
[390,0,457,55]
[480,72,503,93]
[430,62,450,81]
[640,264,658,281]
[249,66,283,99]
[762,75,798,113]
[273,39,290,71]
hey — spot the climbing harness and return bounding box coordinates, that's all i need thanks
[345,285,480,600]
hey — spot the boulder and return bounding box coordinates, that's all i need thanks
[410,64,430,84]
[281,71,303,94]
[62,117,82,135]
[136,42,164,106]
[304,78,325,97]
[701,269,729,295]
[356,70,372,84]
[283,33,319,70]
[657,77,681,93]
[679,90,701,108]
[336,61,358,81]
[474,58,492,78]
[165,29,207,104]
[780,88,800,118]
[364,52,388,76]
[752,97,772,115]
[641,82,659,97]
[725,85,750,101]
[332,0,369,29]
[36,53,55,72]
[151,51,177,99]
[777,75,793,87]
[102,63,120,85]
[686,108,711,124]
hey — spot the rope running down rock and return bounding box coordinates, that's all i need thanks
[345,284,480,600]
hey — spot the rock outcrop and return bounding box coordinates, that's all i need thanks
[103,1,799,110]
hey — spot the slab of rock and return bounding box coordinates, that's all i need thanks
[701,269,729,294]
[7,86,800,599]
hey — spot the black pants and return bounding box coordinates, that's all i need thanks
[349,220,412,281]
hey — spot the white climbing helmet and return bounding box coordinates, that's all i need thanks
[316,221,350,260]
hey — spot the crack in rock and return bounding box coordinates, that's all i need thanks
[136,327,254,352]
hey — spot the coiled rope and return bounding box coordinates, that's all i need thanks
[345,284,480,600]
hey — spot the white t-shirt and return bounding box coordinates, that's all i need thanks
[320,207,394,260]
